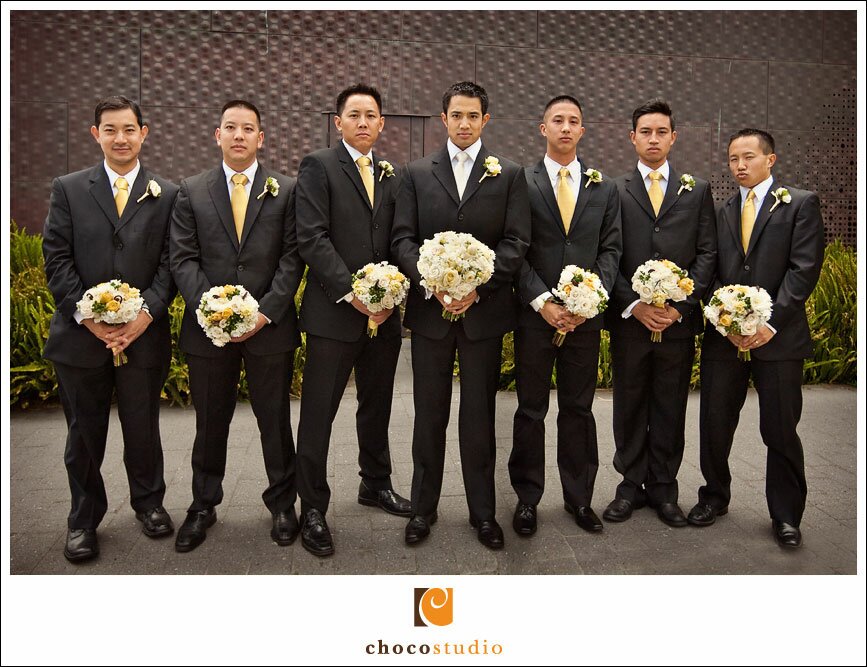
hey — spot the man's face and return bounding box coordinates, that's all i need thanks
[335,94,384,155]
[540,101,585,159]
[441,95,489,150]
[215,106,264,171]
[728,135,776,188]
[630,112,676,169]
[90,108,148,174]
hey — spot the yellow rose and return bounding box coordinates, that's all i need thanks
[719,314,732,327]
[209,312,223,323]
[221,308,234,319]
[678,278,694,292]
[99,292,113,304]
[106,300,120,312]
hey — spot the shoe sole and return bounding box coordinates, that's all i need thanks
[271,530,299,547]
[687,507,728,527]
[564,504,604,532]
[301,540,335,557]
[513,524,537,537]
[63,548,99,563]
[141,525,174,538]
[357,496,412,517]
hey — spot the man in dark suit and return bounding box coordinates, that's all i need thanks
[688,129,824,548]
[604,99,716,528]
[393,81,530,550]
[170,100,304,552]
[294,83,410,558]
[43,95,178,562]
[510,95,621,537]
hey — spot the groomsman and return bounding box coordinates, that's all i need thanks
[393,81,530,549]
[294,84,410,558]
[689,129,824,549]
[170,100,304,552]
[43,96,178,562]
[604,99,716,527]
[510,95,621,536]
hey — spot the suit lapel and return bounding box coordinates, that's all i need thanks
[568,162,591,235]
[533,162,563,234]
[239,165,267,250]
[655,168,680,220]
[745,179,777,259]
[338,142,373,211]
[371,153,385,220]
[88,164,120,227]
[458,145,488,209]
[115,169,149,233]
[723,194,744,258]
[625,168,655,221]
[431,146,460,207]
[207,167,239,251]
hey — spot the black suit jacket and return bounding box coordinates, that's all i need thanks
[392,144,531,341]
[43,163,178,368]
[295,143,402,342]
[517,159,622,331]
[606,165,717,338]
[169,164,303,357]
[703,181,824,361]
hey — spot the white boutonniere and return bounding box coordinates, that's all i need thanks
[583,168,602,189]
[769,187,792,213]
[136,179,162,203]
[378,160,395,182]
[256,176,280,200]
[677,173,696,195]
[479,156,502,183]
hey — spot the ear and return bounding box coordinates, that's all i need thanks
[90,126,100,143]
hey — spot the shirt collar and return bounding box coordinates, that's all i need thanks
[637,160,669,182]
[342,139,373,165]
[447,138,482,163]
[104,160,141,190]
[223,160,258,185]
[544,154,581,183]
[740,174,774,203]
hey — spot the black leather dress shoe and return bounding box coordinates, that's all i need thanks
[357,481,412,517]
[271,508,300,546]
[405,513,438,545]
[773,521,802,548]
[657,502,688,527]
[470,518,505,550]
[687,503,728,527]
[301,509,334,557]
[174,508,216,553]
[603,498,637,522]
[513,503,537,536]
[135,506,174,538]
[64,529,99,563]
[565,504,603,533]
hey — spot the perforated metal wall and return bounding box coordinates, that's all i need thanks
[10,10,856,245]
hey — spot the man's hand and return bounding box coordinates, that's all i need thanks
[231,312,269,343]
[539,301,584,332]
[82,319,120,347]
[632,302,675,333]
[351,298,393,326]
[435,289,477,316]
[103,310,153,352]
[740,325,775,350]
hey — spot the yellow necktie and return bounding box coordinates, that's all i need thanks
[231,173,249,242]
[741,189,756,253]
[557,167,576,233]
[356,156,374,206]
[648,171,664,216]
[115,177,129,217]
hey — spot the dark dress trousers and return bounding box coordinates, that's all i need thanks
[698,182,824,525]
[294,143,403,514]
[606,166,716,506]
[170,164,303,514]
[510,159,622,508]
[43,163,178,530]
[392,144,530,522]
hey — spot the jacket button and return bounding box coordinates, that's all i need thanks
[654,252,660,258]
[654,226,660,232]
[744,265,750,271]
[458,214,464,221]
[374,250,381,257]
[565,240,571,246]
[238,264,245,271]
[115,242,123,250]
[374,224,379,230]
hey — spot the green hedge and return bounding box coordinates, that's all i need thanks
[9,222,856,408]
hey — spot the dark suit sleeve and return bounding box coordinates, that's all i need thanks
[673,181,717,318]
[169,178,212,311]
[391,166,425,295]
[295,155,353,300]
[42,177,85,320]
[592,182,623,295]
[516,259,551,307]
[258,182,304,324]
[768,192,825,331]
[476,165,531,299]
[140,184,178,321]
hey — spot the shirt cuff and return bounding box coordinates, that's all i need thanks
[338,292,354,304]
[424,287,433,300]
[531,292,553,312]
[73,308,85,325]
[765,323,777,334]
[141,302,153,321]
[621,299,640,319]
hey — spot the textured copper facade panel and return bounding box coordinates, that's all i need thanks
[401,11,537,47]
[67,104,103,175]
[270,11,402,40]
[768,62,856,130]
[11,10,211,30]
[11,23,140,104]
[11,182,53,235]
[11,103,68,181]
[817,199,856,245]
[270,112,329,178]
[211,10,266,34]
[482,119,544,166]
[822,11,858,65]
[404,42,476,115]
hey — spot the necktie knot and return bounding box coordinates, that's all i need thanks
[356,156,371,168]
[232,173,248,187]
[456,151,469,164]
[115,177,129,191]
[559,167,570,180]
[649,171,662,182]
[746,188,756,202]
